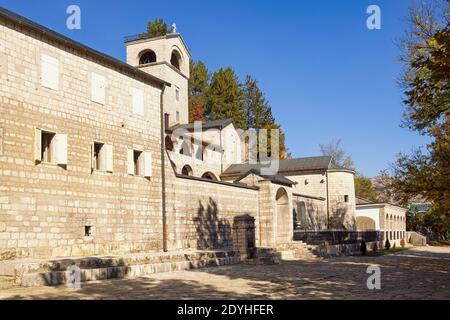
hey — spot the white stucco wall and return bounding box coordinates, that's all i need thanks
[355,207,380,230]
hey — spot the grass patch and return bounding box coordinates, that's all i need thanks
[362,247,410,257]
[429,240,450,247]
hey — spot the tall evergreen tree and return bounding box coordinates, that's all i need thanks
[188,61,210,122]
[205,67,246,129]
[242,76,275,129]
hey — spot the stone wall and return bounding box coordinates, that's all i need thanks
[292,195,327,231]
[163,153,259,251]
[327,171,356,230]
[0,17,164,260]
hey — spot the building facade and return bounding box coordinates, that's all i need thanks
[356,198,407,246]
[0,7,360,261]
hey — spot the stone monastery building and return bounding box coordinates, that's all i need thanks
[0,7,365,261]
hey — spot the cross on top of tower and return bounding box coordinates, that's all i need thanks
[172,23,177,33]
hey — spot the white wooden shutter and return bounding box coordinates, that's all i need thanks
[34,128,42,162]
[105,144,113,172]
[131,88,144,116]
[90,142,95,171]
[127,149,134,175]
[143,151,152,178]
[41,54,59,90]
[91,73,106,105]
[54,133,68,165]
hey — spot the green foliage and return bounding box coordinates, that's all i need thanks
[145,19,171,38]
[242,76,275,129]
[187,62,289,158]
[355,175,379,202]
[388,0,450,241]
[205,67,246,129]
[188,61,210,122]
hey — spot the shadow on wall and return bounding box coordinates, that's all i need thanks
[193,198,233,250]
[329,207,356,230]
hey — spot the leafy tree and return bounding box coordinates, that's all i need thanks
[189,61,210,122]
[355,175,379,202]
[319,139,355,169]
[205,67,246,129]
[145,19,171,38]
[387,0,450,240]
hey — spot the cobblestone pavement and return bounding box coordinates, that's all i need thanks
[0,246,449,300]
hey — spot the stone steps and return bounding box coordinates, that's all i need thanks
[277,242,321,260]
[1,250,241,288]
[0,276,16,290]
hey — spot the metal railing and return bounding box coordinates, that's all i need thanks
[294,230,381,245]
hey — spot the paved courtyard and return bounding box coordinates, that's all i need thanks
[0,246,449,300]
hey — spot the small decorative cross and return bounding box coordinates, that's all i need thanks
[172,23,177,33]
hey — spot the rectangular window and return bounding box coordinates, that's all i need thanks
[164,113,170,129]
[344,195,349,203]
[91,72,106,105]
[131,88,144,116]
[91,142,113,172]
[35,128,67,165]
[127,149,152,177]
[175,87,180,101]
[176,111,180,123]
[41,131,55,163]
[41,54,59,90]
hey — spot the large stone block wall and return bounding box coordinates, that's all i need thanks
[292,195,327,231]
[0,19,164,260]
[327,171,356,230]
[163,154,259,251]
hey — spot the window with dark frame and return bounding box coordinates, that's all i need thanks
[344,195,349,203]
[41,131,56,163]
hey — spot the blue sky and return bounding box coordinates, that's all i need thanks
[1,0,429,177]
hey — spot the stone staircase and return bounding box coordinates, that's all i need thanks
[277,241,321,260]
[0,250,241,288]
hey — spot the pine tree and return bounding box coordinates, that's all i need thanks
[188,61,209,122]
[145,19,171,38]
[242,75,275,129]
[205,67,246,129]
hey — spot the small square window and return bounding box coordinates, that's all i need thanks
[41,131,56,163]
[85,226,92,237]
[344,195,349,203]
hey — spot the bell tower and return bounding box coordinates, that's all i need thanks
[125,28,191,127]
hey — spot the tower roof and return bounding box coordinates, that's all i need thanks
[124,33,192,58]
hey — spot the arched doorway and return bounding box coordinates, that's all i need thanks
[356,216,376,231]
[275,188,291,244]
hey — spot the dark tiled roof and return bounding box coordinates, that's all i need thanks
[222,156,334,177]
[0,7,170,88]
[234,169,296,187]
[168,119,234,132]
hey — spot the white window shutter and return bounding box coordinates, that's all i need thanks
[105,144,113,172]
[131,88,144,116]
[90,143,95,170]
[127,149,134,175]
[91,73,106,105]
[55,133,68,165]
[41,54,59,90]
[143,151,152,177]
[34,128,42,162]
